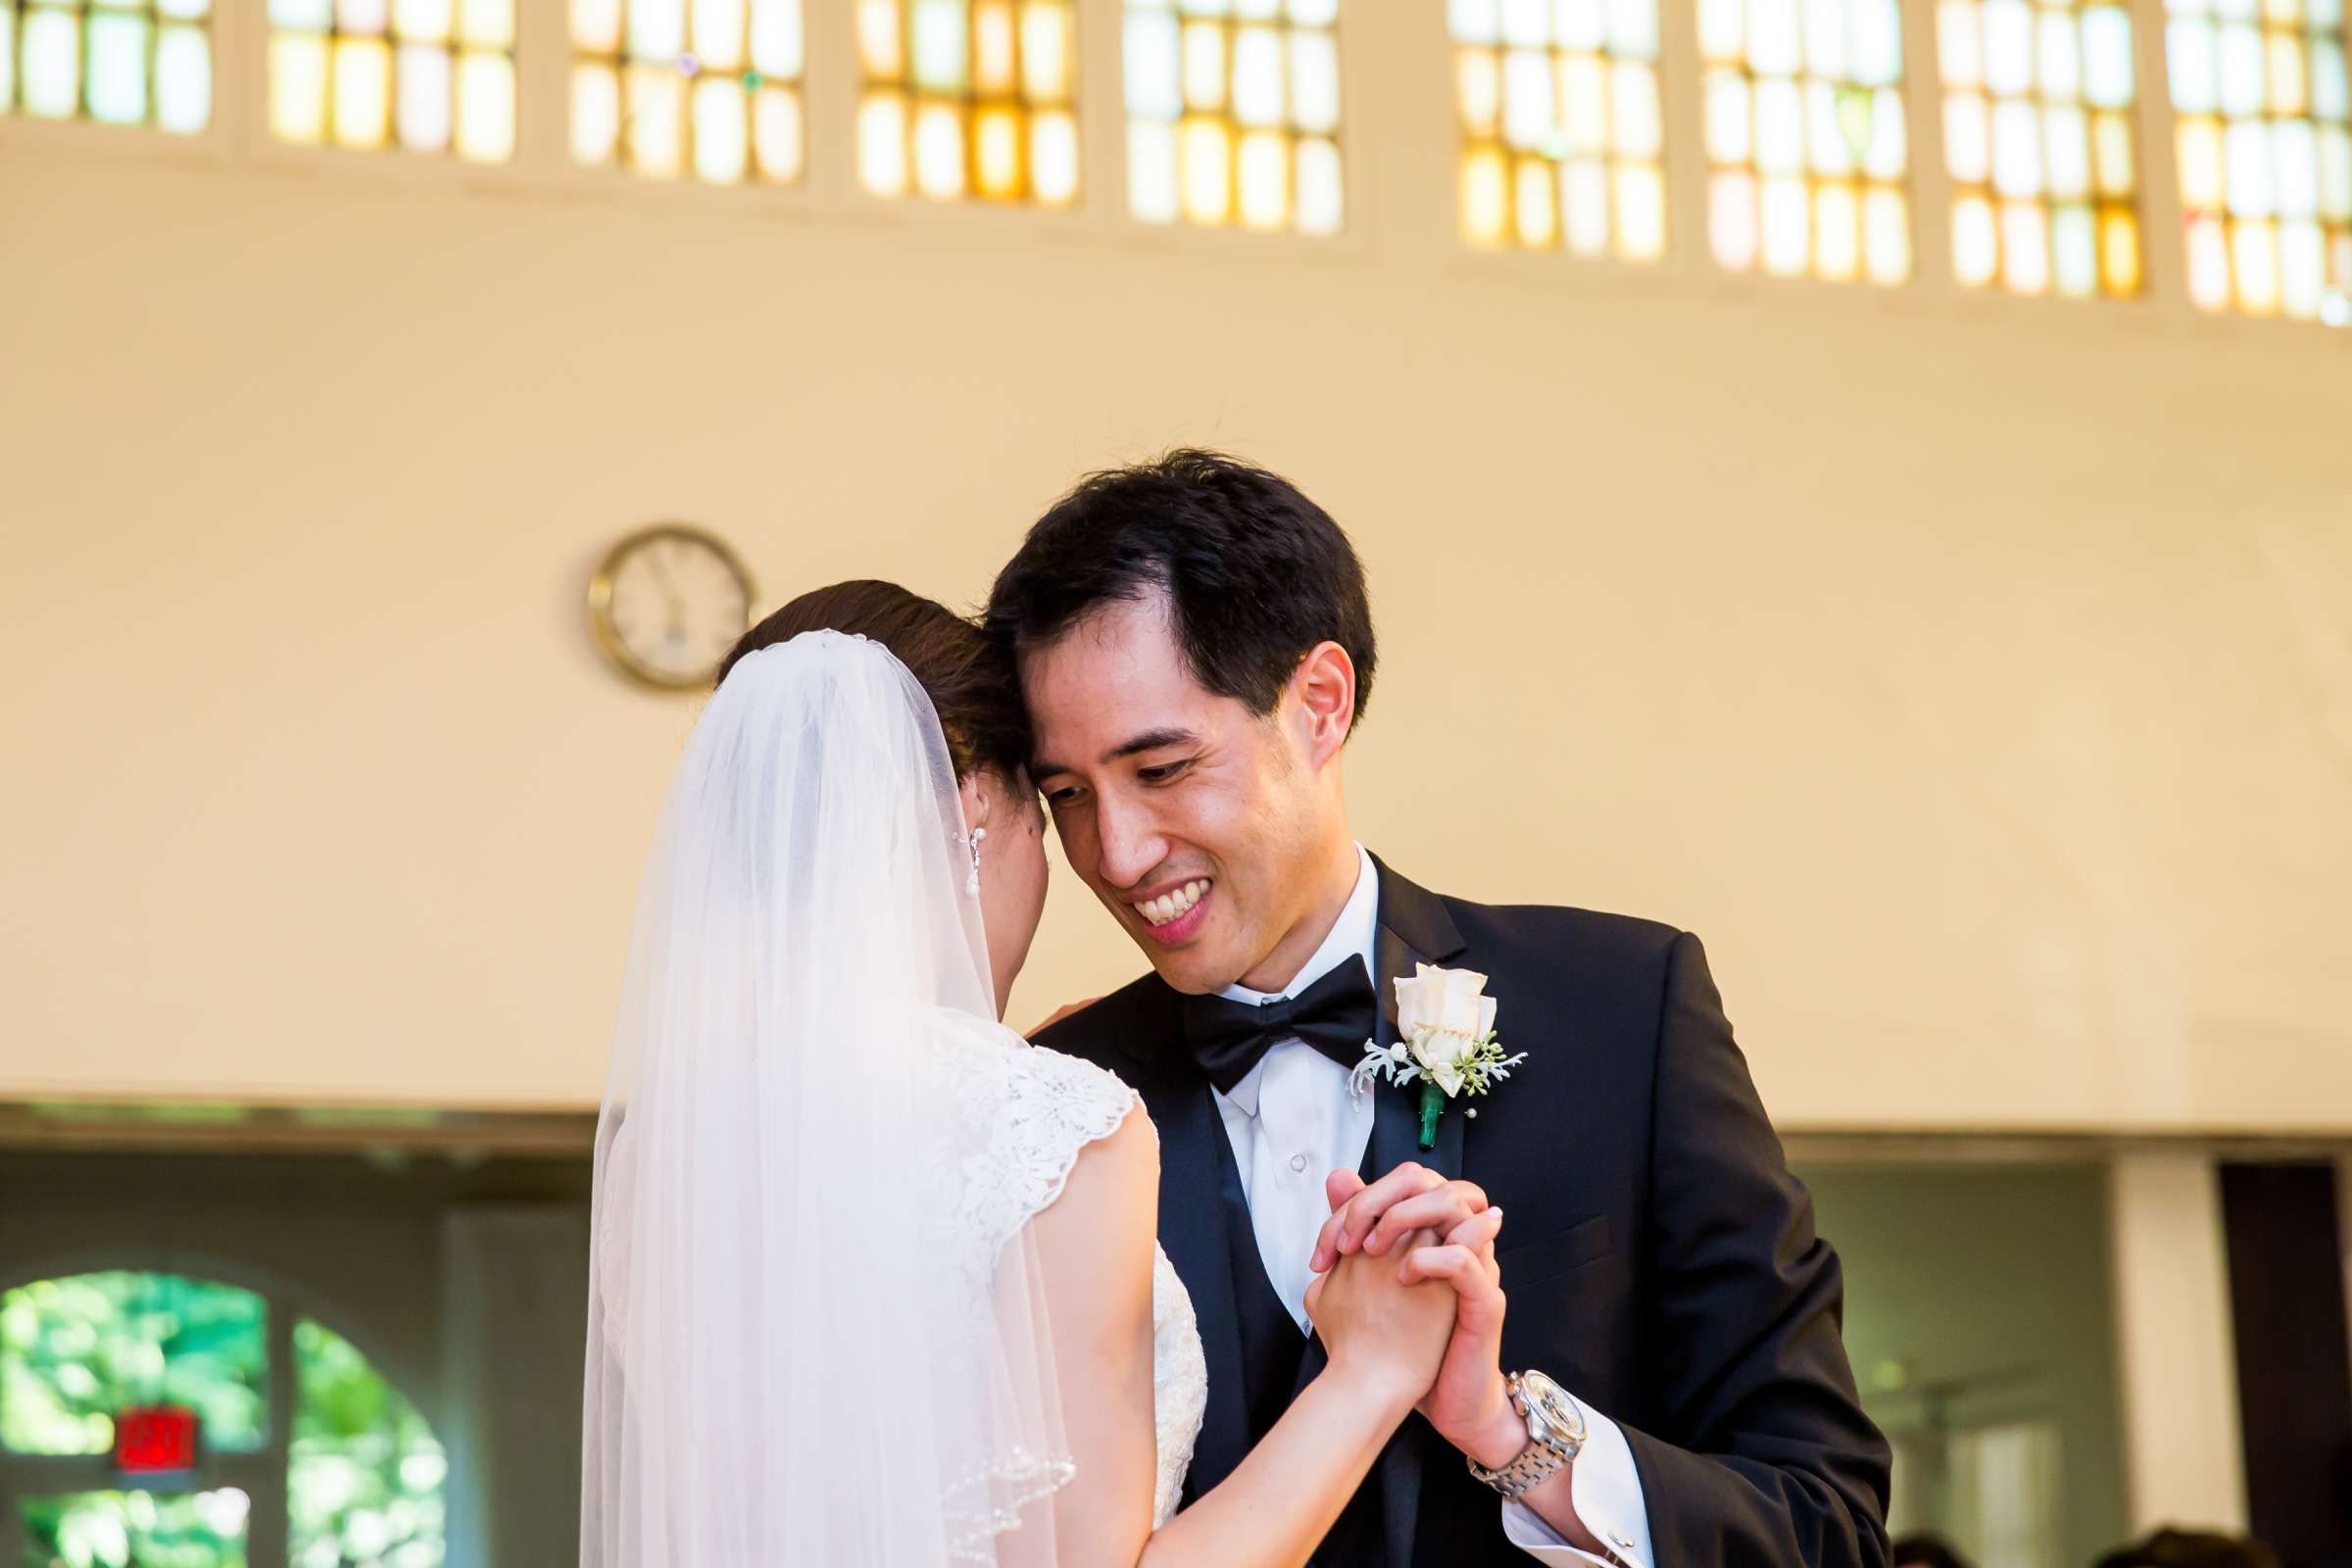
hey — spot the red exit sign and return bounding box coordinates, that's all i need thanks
[115,1406,200,1474]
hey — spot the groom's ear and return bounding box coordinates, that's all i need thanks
[1290,640,1357,768]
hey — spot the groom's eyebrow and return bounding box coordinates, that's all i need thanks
[1032,727,1200,778]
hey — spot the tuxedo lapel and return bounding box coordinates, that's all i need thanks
[1363,860,1469,1568]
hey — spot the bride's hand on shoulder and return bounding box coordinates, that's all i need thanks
[1301,1222,1457,1412]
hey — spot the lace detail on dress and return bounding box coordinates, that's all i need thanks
[1151,1245,1207,1528]
[930,1023,1207,1537]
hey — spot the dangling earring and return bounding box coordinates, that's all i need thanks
[963,826,987,897]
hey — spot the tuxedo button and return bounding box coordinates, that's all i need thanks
[1289,1152,1308,1173]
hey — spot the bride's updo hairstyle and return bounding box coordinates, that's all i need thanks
[716,579,1030,784]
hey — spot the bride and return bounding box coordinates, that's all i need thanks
[580,581,1503,1567]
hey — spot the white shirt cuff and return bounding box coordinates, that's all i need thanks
[1495,1395,1652,1567]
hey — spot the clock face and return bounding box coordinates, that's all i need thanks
[590,525,756,690]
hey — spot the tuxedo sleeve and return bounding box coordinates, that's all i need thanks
[1617,931,1891,1566]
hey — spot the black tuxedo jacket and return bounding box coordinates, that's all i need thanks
[1033,858,1890,1567]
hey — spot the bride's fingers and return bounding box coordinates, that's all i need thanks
[1441,1206,1503,1258]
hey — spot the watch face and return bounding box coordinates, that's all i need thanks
[1517,1371,1586,1444]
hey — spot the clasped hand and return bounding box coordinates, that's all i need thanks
[1300,1163,1514,1454]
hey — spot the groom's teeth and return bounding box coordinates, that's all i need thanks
[1134,881,1210,927]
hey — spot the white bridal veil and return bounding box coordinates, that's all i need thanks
[582,631,1070,1567]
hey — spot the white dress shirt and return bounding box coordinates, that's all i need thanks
[1210,847,1653,1567]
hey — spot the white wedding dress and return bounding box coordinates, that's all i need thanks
[951,1024,1208,1529]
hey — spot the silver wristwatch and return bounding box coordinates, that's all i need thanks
[1465,1369,1587,1499]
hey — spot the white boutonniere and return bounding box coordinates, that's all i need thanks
[1350,964,1528,1150]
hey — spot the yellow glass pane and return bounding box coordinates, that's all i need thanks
[692,74,747,181]
[753,84,803,179]
[858,88,908,192]
[1704,68,1751,163]
[972,0,1015,93]
[572,60,621,161]
[1939,0,1984,86]
[395,0,451,43]
[2267,30,2308,113]
[1612,61,1661,158]
[1462,144,1512,244]
[912,97,964,196]
[1559,54,1605,152]
[857,0,901,78]
[1180,18,1225,110]
[572,0,621,54]
[627,62,685,173]
[2098,206,2141,291]
[1180,115,1232,220]
[86,10,149,123]
[1020,0,1074,101]
[270,32,329,140]
[456,48,512,159]
[2177,116,2226,208]
[1031,106,1079,202]
[1236,126,1288,226]
[692,0,745,72]
[975,101,1024,195]
[1458,47,1501,134]
[2230,217,2281,308]
[458,0,508,47]
[1615,163,1667,258]
[332,37,392,146]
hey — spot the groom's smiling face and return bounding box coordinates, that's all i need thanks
[1022,591,1355,997]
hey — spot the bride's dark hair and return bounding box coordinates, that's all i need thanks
[717,579,1031,784]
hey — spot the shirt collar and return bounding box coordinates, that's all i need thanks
[1213,845,1380,1117]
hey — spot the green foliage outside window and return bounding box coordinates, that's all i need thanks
[1,1275,266,1457]
[18,1489,250,1568]
[289,1320,446,1568]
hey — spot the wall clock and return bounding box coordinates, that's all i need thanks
[587,523,757,691]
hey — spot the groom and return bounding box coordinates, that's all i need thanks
[990,452,1889,1567]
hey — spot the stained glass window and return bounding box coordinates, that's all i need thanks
[1940,0,2143,295]
[1125,0,1345,234]
[1700,0,1913,282]
[1452,0,1668,259]
[3,0,212,131]
[572,0,804,183]
[857,0,1080,203]
[268,0,515,161]
[1,1272,266,1456]
[2166,0,2352,319]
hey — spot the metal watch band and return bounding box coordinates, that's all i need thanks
[1464,1370,1584,1499]
[1466,1435,1573,1498]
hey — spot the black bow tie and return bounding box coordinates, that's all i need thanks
[1179,960,1380,1097]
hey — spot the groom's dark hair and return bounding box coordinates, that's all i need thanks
[986,450,1376,730]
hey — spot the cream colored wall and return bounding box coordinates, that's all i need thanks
[3,2,2347,1126]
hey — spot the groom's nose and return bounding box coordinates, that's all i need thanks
[1093,790,1170,893]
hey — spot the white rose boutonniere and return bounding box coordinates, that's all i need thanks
[1350,963,1528,1149]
